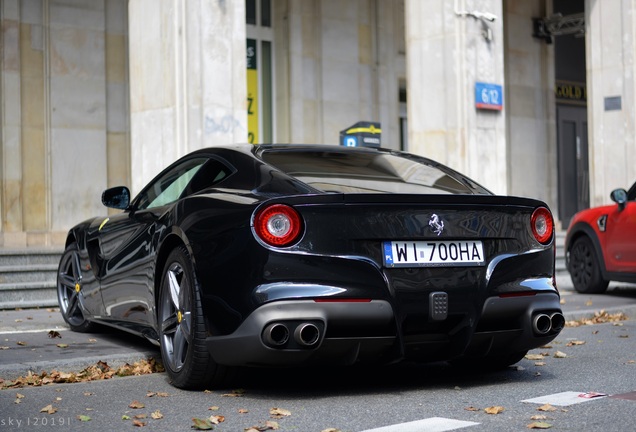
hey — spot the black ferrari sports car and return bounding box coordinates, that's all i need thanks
[57,144,563,389]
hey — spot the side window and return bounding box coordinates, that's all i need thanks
[136,158,207,210]
[184,159,232,196]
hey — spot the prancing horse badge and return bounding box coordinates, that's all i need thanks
[429,214,444,236]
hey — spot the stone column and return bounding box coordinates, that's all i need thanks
[586,0,636,205]
[0,0,24,245]
[128,0,247,194]
[405,0,507,194]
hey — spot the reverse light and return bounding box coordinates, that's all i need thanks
[254,204,303,247]
[531,207,554,244]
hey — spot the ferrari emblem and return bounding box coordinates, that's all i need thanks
[177,310,182,323]
[429,214,444,236]
[75,283,81,293]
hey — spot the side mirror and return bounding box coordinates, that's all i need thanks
[102,186,130,210]
[610,188,628,211]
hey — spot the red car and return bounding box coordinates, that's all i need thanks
[565,181,636,293]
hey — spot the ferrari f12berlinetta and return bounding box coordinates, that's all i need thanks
[57,144,563,389]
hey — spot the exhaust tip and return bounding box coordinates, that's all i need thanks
[263,323,290,347]
[550,312,566,333]
[532,313,552,335]
[294,323,320,347]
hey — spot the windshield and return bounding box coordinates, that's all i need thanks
[260,148,490,195]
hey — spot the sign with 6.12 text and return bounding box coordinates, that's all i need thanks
[475,82,503,111]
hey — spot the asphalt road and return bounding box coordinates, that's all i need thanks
[1,272,635,431]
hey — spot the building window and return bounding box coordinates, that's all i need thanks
[399,84,408,151]
[246,0,273,144]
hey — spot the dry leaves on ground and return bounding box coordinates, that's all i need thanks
[565,310,628,327]
[0,357,164,389]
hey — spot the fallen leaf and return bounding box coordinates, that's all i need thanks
[15,319,23,323]
[134,414,147,419]
[528,421,552,429]
[88,338,97,342]
[222,388,246,397]
[246,421,280,431]
[531,415,549,420]
[485,406,505,415]
[76,415,91,422]
[132,419,146,427]
[321,429,342,432]
[122,415,131,420]
[40,404,57,414]
[465,406,480,411]
[84,392,93,396]
[553,351,567,358]
[191,418,214,430]
[56,343,69,349]
[566,340,585,347]
[151,410,163,419]
[208,406,220,411]
[48,331,62,339]
[270,407,291,418]
[238,409,249,414]
[209,415,225,424]
[619,335,629,338]
[16,341,26,346]
[525,354,545,361]
[534,361,546,366]
[537,404,557,412]
[129,400,145,409]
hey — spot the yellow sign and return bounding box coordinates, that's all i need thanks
[247,39,258,144]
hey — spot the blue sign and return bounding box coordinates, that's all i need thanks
[475,82,503,111]
[343,136,358,147]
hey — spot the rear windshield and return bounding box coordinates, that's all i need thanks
[260,149,489,195]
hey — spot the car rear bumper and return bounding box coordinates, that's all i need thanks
[205,289,563,367]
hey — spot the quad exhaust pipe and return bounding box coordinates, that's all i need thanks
[263,323,290,346]
[262,322,321,348]
[532,312,565,335]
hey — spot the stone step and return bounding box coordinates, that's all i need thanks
[0,264,58,284]
[0,281,58,310]
[0,249,62,310]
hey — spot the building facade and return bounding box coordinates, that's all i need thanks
[1,0,634,247]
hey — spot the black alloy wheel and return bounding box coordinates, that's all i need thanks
[57,244,95,332]
[569,236,609,294]
[158,246,231,389]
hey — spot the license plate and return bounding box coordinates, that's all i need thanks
[383,240,485,267]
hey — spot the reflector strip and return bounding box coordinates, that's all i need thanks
[498,291,537,298]
[314,298,372,303]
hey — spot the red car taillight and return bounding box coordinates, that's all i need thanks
[531,207,554,244]
[253,204,303,247]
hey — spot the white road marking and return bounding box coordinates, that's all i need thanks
[522,391,607,406]
[359,417,479,432]
[0,327,69,335]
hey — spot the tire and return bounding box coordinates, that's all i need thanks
[57,243,96,332]
[568,236,609,294]
[158,246,233,389]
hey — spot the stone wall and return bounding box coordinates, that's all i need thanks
[0,0,128,247]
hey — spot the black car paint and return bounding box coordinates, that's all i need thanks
[63,144,561,367]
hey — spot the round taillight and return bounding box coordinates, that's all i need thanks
[531,207,553,244]
[253,204,303,247]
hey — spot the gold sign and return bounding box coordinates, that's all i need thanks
[555,81,586,105]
